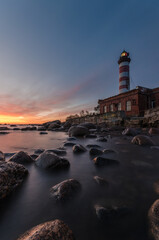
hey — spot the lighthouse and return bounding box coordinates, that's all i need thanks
[118,50,131,94]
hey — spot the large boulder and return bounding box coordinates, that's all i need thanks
[63,121,72,129]
[78,122,96,129]
[0,161,28,200]
[148,199,159,240]
[86,144,101,148]
[131,135,155,146]
[50,179,81,200]
[46,149,67,156]
[93,156,119,166]
[43,120,61,129]
[9,151,34,164]
[122,128,140,136]
[72,144,87,153]
[34,149,45,154]
[68,126,89,137]
[35,151,70,169]
[0,151,5,161]
[64,142,76,147]
[17,219,75,240]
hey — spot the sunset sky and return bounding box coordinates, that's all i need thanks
[0,0,159,124]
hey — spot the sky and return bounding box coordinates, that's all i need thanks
[0,0,159,124]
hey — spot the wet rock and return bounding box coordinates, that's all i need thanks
[148,199,159,240]
[89,148,103,156]
[67,137,77,141]
[39,131,48,134]
[131,135,155,146]
[50,179,81,200]
[122,128,139,136]
[103,149,116,154]
[96,137,107,142]
[85,134,97,138]
[9,151,34,164]
[64,142,76,147]
[95,205,130,222]
[78,122,96,129]
[149,128,159,135]
[93,156,119,166]
[86,144,101,148]
[0,161,28,200]
[68,126,89,137]
[21,127,37,131]
[94,176,108,186]
[0,151,5,161]
[34,149,45,154]
[35,151,70,169]
[46,149,67,155]
[0,132,9,135]
[17,219,75,240]
[72,144,87,153]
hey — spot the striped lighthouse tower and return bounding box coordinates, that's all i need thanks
[118,50,131,94]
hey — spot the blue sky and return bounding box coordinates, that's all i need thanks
[0,0,158,122]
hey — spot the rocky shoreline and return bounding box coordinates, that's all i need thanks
[1,121,159,239]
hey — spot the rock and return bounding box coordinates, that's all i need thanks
[10,125,17,127]
[86,144,101,148]
[72,144,87,153]
[93,156,119,166]
[37,126,47,131]
[96,137,107,142]
[63,121,72,129]
[122,128,139,136]
[9,151,34,164]
[103,149,116,153]
[67,137,77,141]
[34,149,45,154]
[0,161,28,200]
[0,151,5,161]
[89,148,103,156]
[94,176,108,185]
[48,123,61,130]
[64,142,76,147]
[13,128,20,130]
[40,131,48,134]
[43,120,61,129]
[85,134,97,138]
[0,127,9,130]
[148,199,159,240]
[95,205,130,222]
[21,127,37,131]
[149,128,159,135]
[46,149,67,155]
[79,122,96,129]
[4,152,15,158]
[131,135,155,146]
[35,151,70,169]
[151,146,159,150]
[68,126,89,137]
[30,154,38,160]
[17,219,75,240]
[50,179,81,200]
[0,132,9,135]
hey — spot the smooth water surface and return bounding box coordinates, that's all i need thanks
[0,127,159,240]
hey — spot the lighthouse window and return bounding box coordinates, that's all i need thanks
[104,106,107,113]
[110,104,113,112]
[126,101,131,111]
[117,103,121,111]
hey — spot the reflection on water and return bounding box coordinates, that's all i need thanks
[0,127,158,240]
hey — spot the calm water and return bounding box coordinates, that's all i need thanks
[0,126,159,240]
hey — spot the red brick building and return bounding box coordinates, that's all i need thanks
[98,51,159,118]
[98,86,159,117]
